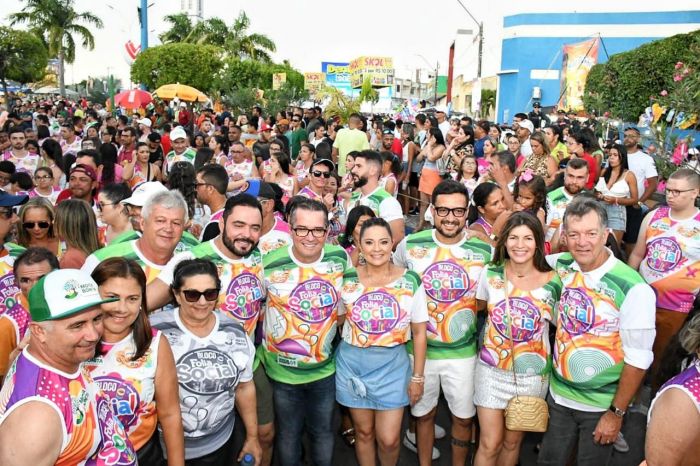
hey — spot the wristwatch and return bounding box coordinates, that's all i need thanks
[609,404,626,418]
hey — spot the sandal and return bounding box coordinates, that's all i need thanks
[340,427,356,447]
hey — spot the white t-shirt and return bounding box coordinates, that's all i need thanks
[627,150,658,197]
[438,120,450,140]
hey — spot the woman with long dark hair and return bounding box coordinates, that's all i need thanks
[87,257,184,465]
[474,212,561,466]
[594,143,638,245]
[99,142,123,185]
[416,127,446,230]
[40,138,64,187]
[468,183,507,238]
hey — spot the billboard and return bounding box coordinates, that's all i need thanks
[272,73,286,90]
[304,72,326,93]
[557,38,600,112]
[348,56,394,89]
[321,62,352,95]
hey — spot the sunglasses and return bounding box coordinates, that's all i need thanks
[23,221,50,229]
[312,170,331,179]
[0,207,17,219]
[181,288,220,303]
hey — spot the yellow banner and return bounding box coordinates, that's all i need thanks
[304,72,326,92]
[558,38,599,112]
[272,73,286,91]
[349,56,394,88]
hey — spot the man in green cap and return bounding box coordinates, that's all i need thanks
[0,269,137,465]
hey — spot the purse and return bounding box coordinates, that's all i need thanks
[502,268,550,433]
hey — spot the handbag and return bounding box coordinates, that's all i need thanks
[502,268,550,433]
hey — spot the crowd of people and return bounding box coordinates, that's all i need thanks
[0,95,697,466]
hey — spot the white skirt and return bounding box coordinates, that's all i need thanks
[474,359,549,410]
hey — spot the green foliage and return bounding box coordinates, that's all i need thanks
[481,89,497,110]
[130,43,223,92]
[0,26,48,87]
[359,77,379,104]
[214,58,305,95]
[315,86,362,124]
[584,30,700,121]
[159,10,276,62]
[9,0,103,95]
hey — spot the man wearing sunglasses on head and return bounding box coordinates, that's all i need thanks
[147,193,275,465]
[297,158,337,211]
[345,150,405,248]
[0,191,29,319]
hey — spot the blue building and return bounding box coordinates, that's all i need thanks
[496,10,700,123]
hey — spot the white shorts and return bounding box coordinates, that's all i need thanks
[410,355,477,419]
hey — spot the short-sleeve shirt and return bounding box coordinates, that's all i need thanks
[2,151,40,174]
[344,186,403,226]
[393,230,492,359]
[150,310,254,460]
[627,150,658,196]
[545,187,574,241]
[261,244,354,384]
[341,270,428,347]
[333,128,369,176]
[476,265,562,375]
[259,216,292,257]
[164,148,196,175]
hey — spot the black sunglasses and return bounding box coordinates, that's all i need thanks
[181,288,220,303]
[23,221,50,229]
[0,207,17,219]
[312,170,331,179]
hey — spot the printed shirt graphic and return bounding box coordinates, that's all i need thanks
[261,244,353,384]
[84,330,161,450]
[82,239,188,284]
[0,351,137,465]
[0,245,24,317]
[639,206,700,313]
[545,187,573,241]
[2,151,40,174]
[0,295,31,375]
[150,310,254,460]
[164,148,196,173]
[394,230,492,359]
[649,359,700,418]
[344,186,403,226]
[476,265,562,375]
[341,270,429,347]
[258,216,292,257]
[550,252,646,409]
[107,230,200,254]
[162,240,265,337]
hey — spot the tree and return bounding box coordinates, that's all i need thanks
[9,0,103,97]
[0,26,48,98]
[159,10,276,62]
[131,43,223,92]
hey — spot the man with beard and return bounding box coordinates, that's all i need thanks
[344,150,404,247]
[394,180,492,466]
[545,158,589,242]
[146,193,275,466]
[2,127,40,175]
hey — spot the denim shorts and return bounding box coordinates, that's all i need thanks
[604,203,626,231]
[335,340,410,410]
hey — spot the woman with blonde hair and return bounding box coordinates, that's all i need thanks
[54,199,101,268]
[16,197,60,254]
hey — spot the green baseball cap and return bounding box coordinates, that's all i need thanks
[29,269,118,322]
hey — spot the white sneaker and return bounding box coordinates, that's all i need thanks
[434,423,446,440]
[613,432,629,453]
[403,429,441,460]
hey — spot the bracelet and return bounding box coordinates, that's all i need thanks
[410,375,425,384]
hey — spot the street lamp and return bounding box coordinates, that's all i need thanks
[416,54,439,104]
[455,0,483,78]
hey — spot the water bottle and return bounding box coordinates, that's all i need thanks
[240,453,255,466]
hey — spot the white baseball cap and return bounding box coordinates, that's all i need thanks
[519,119,535,134]
[121,181,168,207]
[29,269,117,322]
[170,126,187,141]
[138,117,152,128]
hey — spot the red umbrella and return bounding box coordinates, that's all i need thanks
[114,89,153,109]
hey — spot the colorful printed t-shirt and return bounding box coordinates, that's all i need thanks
[164,148,196,175]
[29,186,62,204]
[297,186,323,201]
[639,206,700,313]
[0,296,30,376]
[0,351,137,465]
[344,186,403,227]
[158,240,265,337]
[548,251,656,411]
[259,217,292,257]
[0,244,24,317]
[150,310,254,460]
[545,187,574,241]
[107,230,200,254]
[394,230,492,359]
[261,244,354,384]
[84,330,161,451]
[341,270,429,347]
[82,239,184,284]
[476,265,562,375]
[648,359,700,420]
[3,151,41,174]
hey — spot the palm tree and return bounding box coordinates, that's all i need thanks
[9,0,103,97]
[225,11,276,63]
[159,10,276,63]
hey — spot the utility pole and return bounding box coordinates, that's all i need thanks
[477,21,483,78]
[434,61,439,104]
